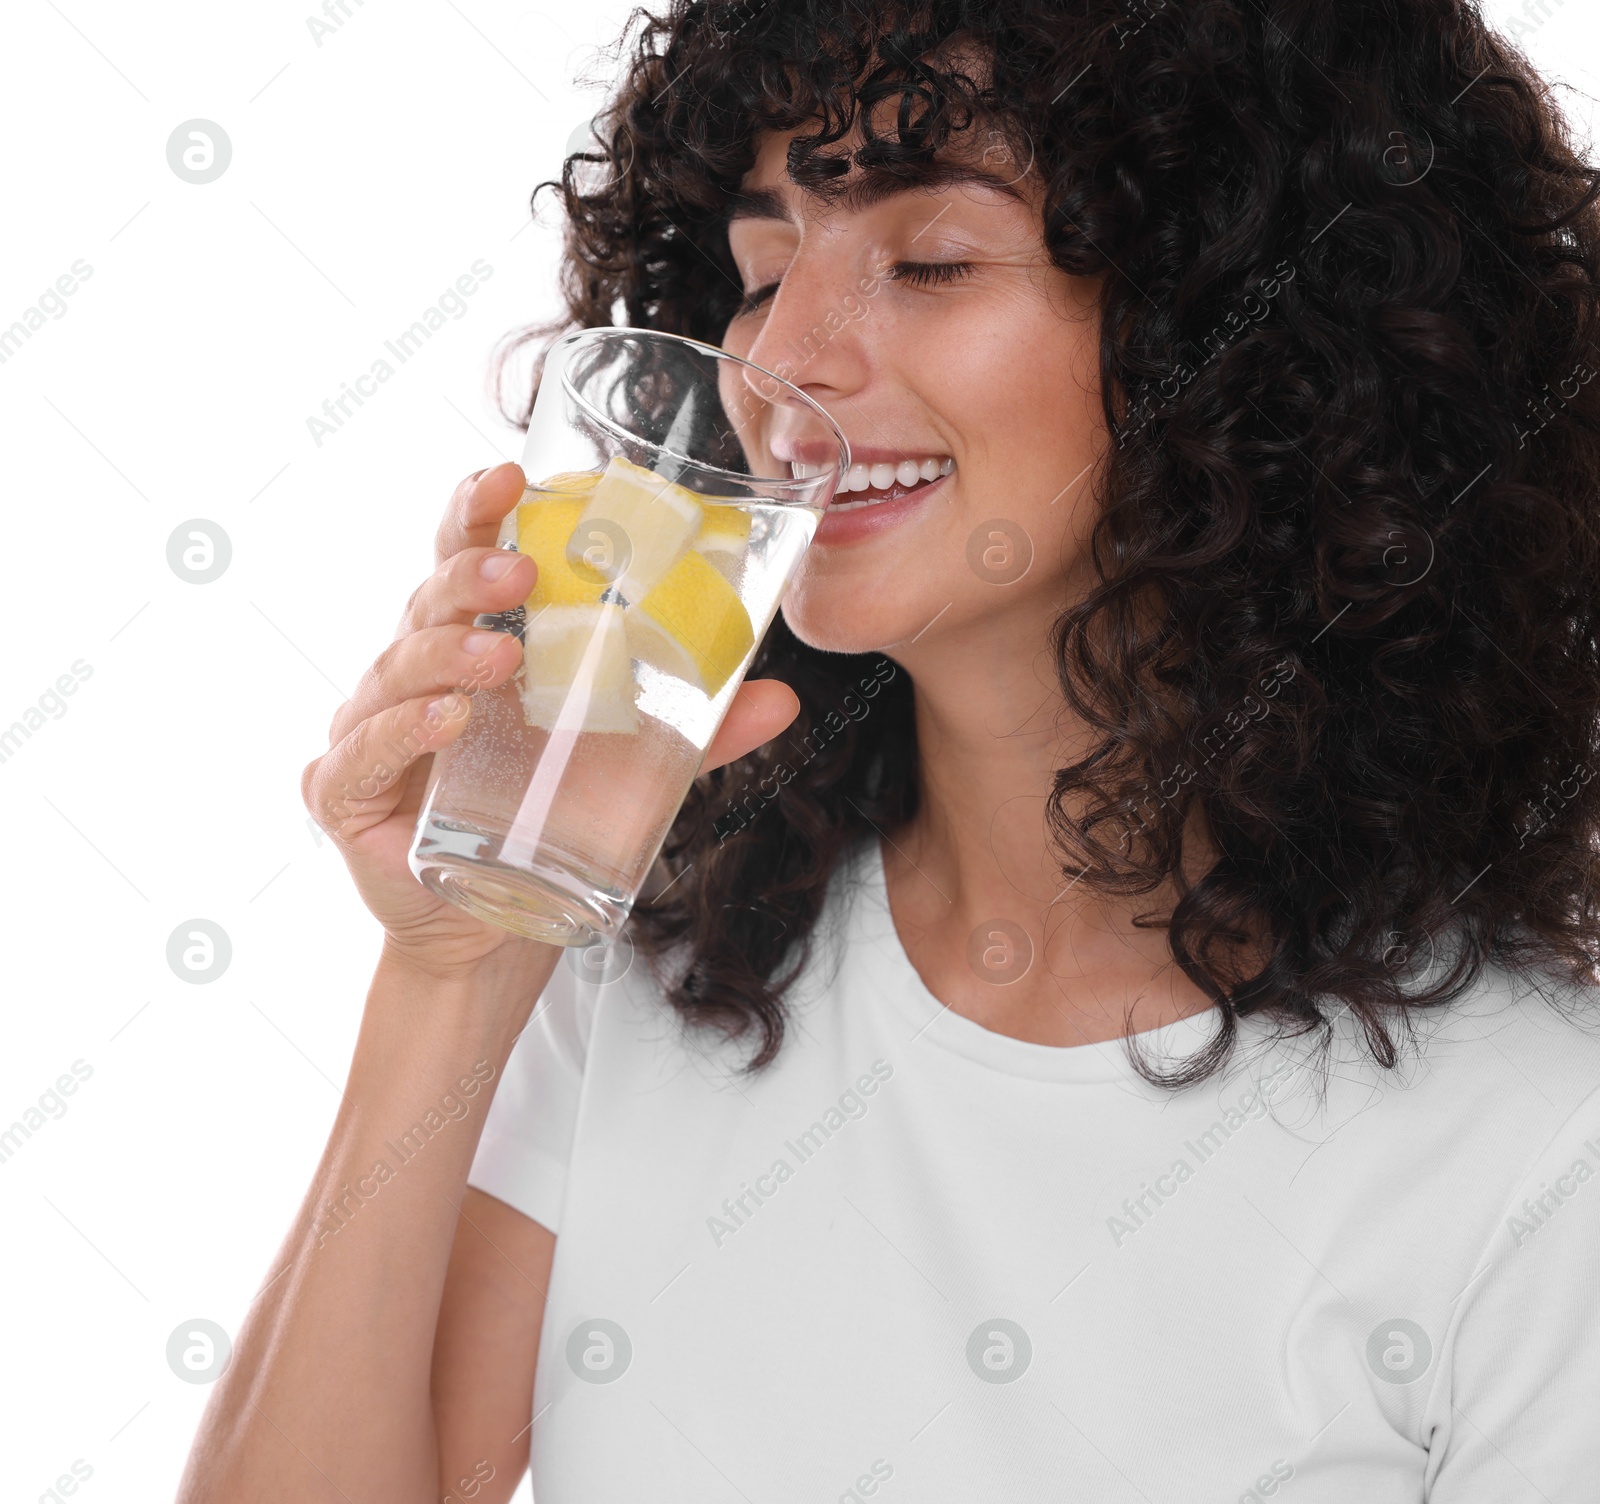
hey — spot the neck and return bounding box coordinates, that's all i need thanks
[883,602,1218,1048]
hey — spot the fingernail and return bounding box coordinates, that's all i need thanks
[462,629,509,655]
[480,551,522,580]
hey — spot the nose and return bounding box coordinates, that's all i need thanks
[738,243,869,418]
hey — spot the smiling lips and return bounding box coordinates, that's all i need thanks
[791,452,955,511]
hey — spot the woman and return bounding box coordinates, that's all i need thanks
[181,1,1600,1499]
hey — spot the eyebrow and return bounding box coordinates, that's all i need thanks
[726,160,1029,225]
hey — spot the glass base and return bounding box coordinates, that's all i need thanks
[410,817,632,948]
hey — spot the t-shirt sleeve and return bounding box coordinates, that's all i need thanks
[1424,1085,1600,1499]
[466,954,594,1235]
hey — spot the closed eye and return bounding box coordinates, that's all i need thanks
[887,259,977,289]
[735,259,977,315]
[737,278,783,315]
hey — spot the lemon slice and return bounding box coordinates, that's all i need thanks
[516,497,605,608]
[625,548,755,697]
[520,602,638,733]
[692,500,754,584]
[571,455,703,604]
[497,472,601,547]
[535,470,603,495]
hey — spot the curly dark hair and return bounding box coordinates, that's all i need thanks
[496,0,1600,1082]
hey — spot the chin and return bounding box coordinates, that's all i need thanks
[779,586,912,658]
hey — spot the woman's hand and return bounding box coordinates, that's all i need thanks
[301,460,800,977]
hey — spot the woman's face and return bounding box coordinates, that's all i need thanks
[722,123,1106,661]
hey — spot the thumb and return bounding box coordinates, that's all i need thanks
[701,678,801,774]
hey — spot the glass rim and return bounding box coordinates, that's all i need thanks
[551,325,852,493]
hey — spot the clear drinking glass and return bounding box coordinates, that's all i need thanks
[409,327,848,946]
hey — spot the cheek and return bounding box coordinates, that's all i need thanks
[942,298,1103,553]
[928,292,1099,473]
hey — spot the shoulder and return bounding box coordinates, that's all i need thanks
[1395,956,1600,1111]
[1212,956,1600,1233]
[605,833,877,1027]
[1235,954,1600,1118]
[1415,965,1600,1493]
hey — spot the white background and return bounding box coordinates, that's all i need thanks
[0,1,1594,1499]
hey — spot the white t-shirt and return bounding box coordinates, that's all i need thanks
[469,833,1600,1502]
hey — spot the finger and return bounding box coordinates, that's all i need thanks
[305,691,474,843]
[701,679,802,775]
[330,618,524,750]
[434,461,526,569]
[396,542,535,641]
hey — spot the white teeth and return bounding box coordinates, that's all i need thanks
[823,455,955,501]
